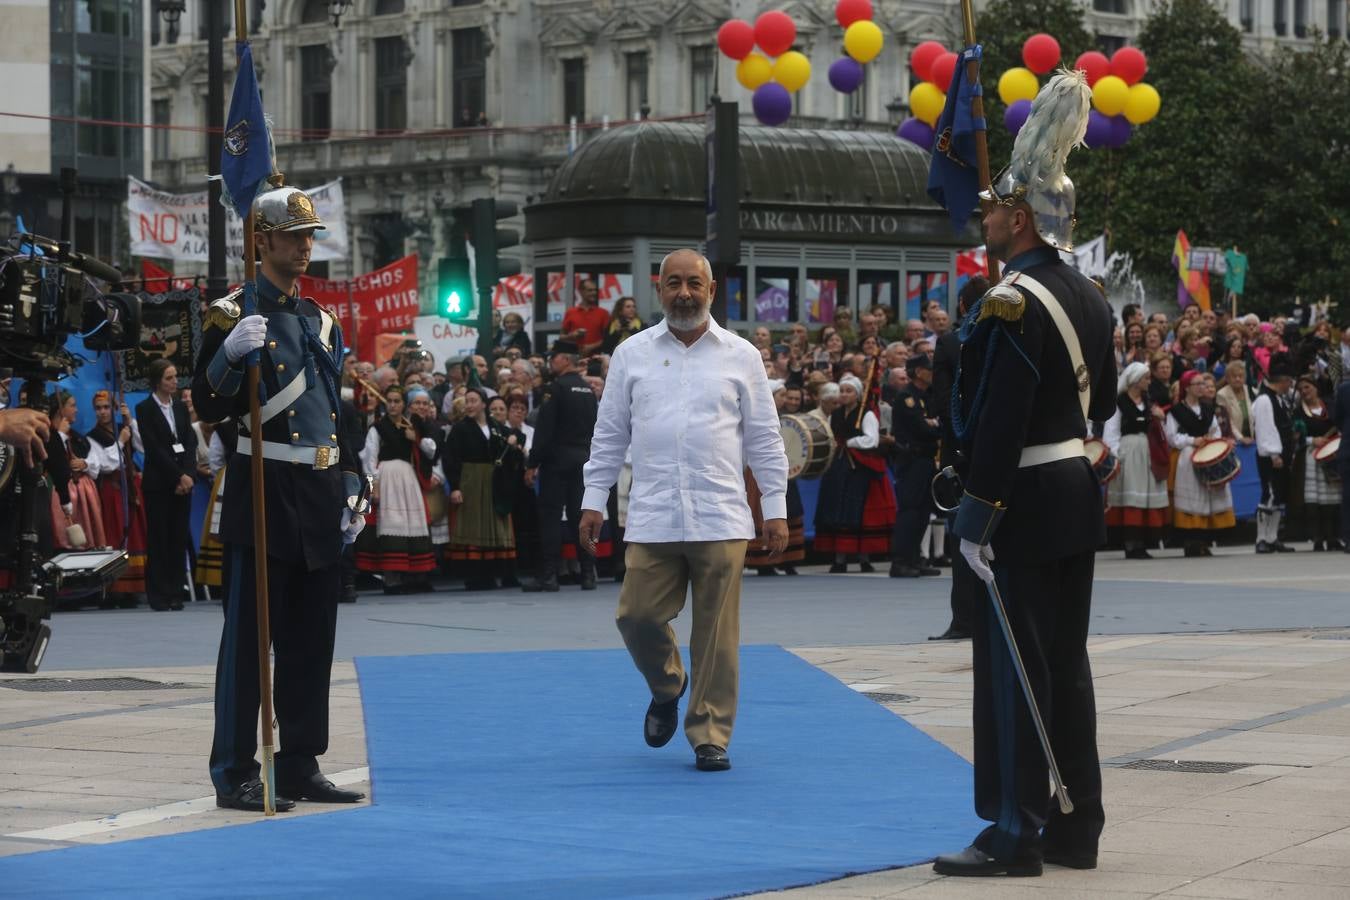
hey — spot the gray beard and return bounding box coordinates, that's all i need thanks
[665,306,709,331]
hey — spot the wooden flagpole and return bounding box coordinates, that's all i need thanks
[232,0,278,817]
[960,0,1001,283]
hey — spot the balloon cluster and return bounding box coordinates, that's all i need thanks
[996,35,1161,150]
[827,0,884,97]
[895,40,961,149]
[718,12,807,127]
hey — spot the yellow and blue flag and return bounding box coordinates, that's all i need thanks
[926,45,985,233]
[221,40,272,220]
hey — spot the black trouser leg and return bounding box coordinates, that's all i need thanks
[144,489,190,608]
[537,467,564,578]
[272,558,339,784]
[892,459,931,564]
[1342,458,1350,543]
[563,468,594,578]
[971,551,1103,862]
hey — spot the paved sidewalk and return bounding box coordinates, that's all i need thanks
[5,630,1350,898]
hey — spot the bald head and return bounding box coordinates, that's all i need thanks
[659,249,713,283]
[658,249,716,333]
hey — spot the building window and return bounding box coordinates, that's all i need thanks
[1274,0,1287,34]
[451,0,483,6]
[848,64,868,120]
[76,58,120,157]
[625,51,649,119]
[374,0,405,14]
[1330,0,1343,37]
[1294,0,1308,35]
[452,28,487,127]
[1097,34,1127,54]
[152,98,171,160]
[1241,0,1255,31]
[300,45,332,141]
[1092,0,1128,12]
[300,0,328,24]
[197,1,230,40]
[690,45,715,114]
[563,57,586,123]
[375,36,408,133]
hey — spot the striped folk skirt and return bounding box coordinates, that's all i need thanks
[97,472,147,595]
[812,452,896,556]
[745,468,806,566]
[448,462,516,562]
[194,469,226,587]
[1105,433,1170,539]
[357,459,436,574]
[50,473,107,551]
[1170,447,1236,532]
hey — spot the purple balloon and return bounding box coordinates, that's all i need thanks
[1003,99,1032,135]
[828,57,865,93]
[896,117,935,149]
[753,82,793,126]
[1108,114,1133,148]
[1084,110,1112,148]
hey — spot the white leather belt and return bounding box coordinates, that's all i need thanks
[1018,438,1087,468]
[236,439,339,469]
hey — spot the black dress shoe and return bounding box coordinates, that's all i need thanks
[644,674,688,748]
[781,566,798,575]
[828,563,847,573]
[277,772,365,803]
[694,744,731,771]
[889,564,921,578]
[1043,848,1097,869]
[930,555,953,568]
[1273,542,1296,553]
[216,778,296,813]
[933,846,1041,877]
[918,565,942,576]
[928,627,972,641]
[1124,547,1153,560]
[1255,540,1274,554]
[580,569,597,590]
[859,560,875,573]
[755,566,779,576]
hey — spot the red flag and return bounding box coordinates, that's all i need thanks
[142,259,173,293]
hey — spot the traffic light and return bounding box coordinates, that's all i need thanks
[437,256,474,322]
[470,198,521,355]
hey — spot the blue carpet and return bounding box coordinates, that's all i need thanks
[1,646,979,899]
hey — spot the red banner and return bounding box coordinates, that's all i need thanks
[299,255,420,363]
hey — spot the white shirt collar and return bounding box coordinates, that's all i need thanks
[653,316,725,347]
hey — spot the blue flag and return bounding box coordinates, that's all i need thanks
[926,45,985,234]
[221,41,272,221]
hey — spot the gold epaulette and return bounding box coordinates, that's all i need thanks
[203,288,244,331]
[975,281,1026,324]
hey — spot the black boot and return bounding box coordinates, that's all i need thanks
[522,562,560,593]
[580,555,597,590]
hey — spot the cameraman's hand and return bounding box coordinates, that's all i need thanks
[0,408,50,466]
[223,314,269,364]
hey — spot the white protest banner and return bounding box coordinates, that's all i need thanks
[413,299,534,368]
[127,176,349,263]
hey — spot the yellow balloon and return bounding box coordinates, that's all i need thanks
[844,20,884,64]
[997,67,1039,106]
[909,81,946,127]
[772,51,812,93]
[1124,82,1161,125]
[1092,75,1130,116]
[736,53,773,91]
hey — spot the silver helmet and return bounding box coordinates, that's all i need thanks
[251,186,324,233]
[979,69,1091,251]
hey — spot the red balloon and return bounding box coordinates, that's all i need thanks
[1074,50,1111,87]
[716,19,756,60]
[1110,46,1148,85]
[1021,33,1061,75]
[754,11,797,58]
[909,40,946,82]
[930,51,959,93]
[835,0,873,28]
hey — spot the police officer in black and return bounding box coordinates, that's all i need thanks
[933,72,1117,878]
[523,340,599,592]
[194,185,368,813]
[889,354,942,578]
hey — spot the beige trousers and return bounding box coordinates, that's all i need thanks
[615,540,747,750]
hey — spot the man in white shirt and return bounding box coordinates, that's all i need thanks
[579,249,788,772]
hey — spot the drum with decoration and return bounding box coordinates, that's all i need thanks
[781,413,834,479]
[1191,439,1241,486]
[1314,435,1342,483]
[1084,437,1120,484]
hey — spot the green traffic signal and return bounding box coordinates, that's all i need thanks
[438,257,474,322]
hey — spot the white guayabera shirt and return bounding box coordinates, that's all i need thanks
[582,318,788,543]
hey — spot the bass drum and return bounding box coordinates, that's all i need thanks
[780,413,835,480]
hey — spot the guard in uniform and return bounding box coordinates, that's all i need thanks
[524,340,599,592]
[889,354,942,578]
[193,185,368,813]
[934,71,1117,877]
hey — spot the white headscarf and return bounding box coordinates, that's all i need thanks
[839,374,863,397]
[1117,361,1149,395]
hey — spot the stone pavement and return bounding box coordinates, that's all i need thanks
[6,629,1350,898]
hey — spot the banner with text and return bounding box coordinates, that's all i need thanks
[299,255,420,363]
[127,176,349,263]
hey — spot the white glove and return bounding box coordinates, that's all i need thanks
[340,506,366,545]
[960,538,996,584]
[223,314,269,364]
[419,437,437,458]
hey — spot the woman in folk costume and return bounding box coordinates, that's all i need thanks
[194,419,236,590]
[446,387,517,590]
[49,390,106,550]
[357,385,437,593]
[813,373,897,571]
[407,388,450,552]
[1167,369,1236,556]
[1291,375,1342,550]
[84,391,148,600]
[1102,362,1170,558]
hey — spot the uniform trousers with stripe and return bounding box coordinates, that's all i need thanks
[209,542,339,795]
[971,550,1104,862]
[616,540,747,750]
